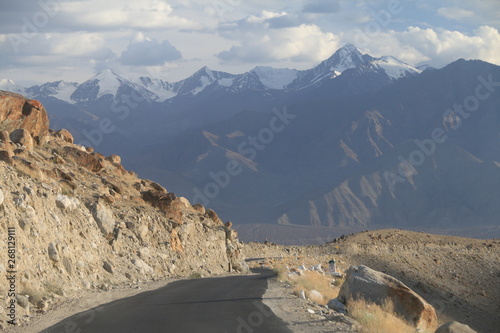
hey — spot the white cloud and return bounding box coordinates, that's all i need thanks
[218,23,340,64]
[437,7,474,20]
[61,0,201,30]
[345,25,500,68]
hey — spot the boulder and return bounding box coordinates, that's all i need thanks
[327,298,347,313]
[63,147,104,172]
[307,289,323,303]
[10,128,34,151]
[54,129,74,143]
[55,195,80,211]
[105,154,121,164]
[435,321,477,333]
[0,91,49,139]
[338,265,437,330]
[91,202,116,236]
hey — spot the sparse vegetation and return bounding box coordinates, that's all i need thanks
[275,265,339,305]
[347,297,420,333]
[188,272,203,279]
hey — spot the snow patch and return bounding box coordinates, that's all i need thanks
[251,66,298,89]
[373,56,422,80]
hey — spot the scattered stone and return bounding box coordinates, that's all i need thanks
[36,300,48,313]
[299,289,306,300]
[308,289,323,304]
[0,188,4,206]
[327,298,347,313]
[103,261,114,274]
[0,130,9,142]
[338,265,437,330]
[48,242,60,262]
[16,295,30,309]
[0,150,13,164]
[435,321,477,333]
[55,195,80,211]
[62,257,73,274]
[307,308,315,314]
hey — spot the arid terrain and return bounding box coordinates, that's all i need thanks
[244,229,500,332]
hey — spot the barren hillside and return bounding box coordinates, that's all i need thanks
[244,229,500,332]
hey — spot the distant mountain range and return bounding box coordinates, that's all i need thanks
[2,44,422,105]
[2,44,498,239]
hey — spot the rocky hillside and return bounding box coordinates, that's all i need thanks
[0,91,246,327]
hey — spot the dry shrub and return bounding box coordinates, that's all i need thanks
[275,265,339,305]
[347,297,418,333]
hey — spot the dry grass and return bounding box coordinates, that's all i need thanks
[275,265,339,305]
[347,298,418,333]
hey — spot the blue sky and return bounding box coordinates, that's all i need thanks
[0,0,499,84]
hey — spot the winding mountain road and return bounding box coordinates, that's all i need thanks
[42,269,292,333]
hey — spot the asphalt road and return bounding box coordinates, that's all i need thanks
[42,269,292,333]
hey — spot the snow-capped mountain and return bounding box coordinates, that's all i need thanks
[70,69,158,103]
[26,80,79,103]
[0,79,26,95]
[1,44,422,106]
[371,56,422,79]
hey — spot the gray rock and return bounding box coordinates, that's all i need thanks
[91,202,115,236]
[56,195,79,211]
[327,298,347,313]
[10,128,34,151]
[62,257,73,274]
[103,261,114,274]
[435,321,477,333]
[48,242,59,262]
[16,295,30,308]
[338,265,437,330]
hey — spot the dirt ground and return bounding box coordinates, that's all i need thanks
[244,229,500,333]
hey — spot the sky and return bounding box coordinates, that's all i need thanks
[0,0,499,85]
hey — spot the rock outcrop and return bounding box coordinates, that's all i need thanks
[0,95,246,326]
[338,265,437,330]
[0,91,49,139]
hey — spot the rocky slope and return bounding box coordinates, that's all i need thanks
[0,91,246,328]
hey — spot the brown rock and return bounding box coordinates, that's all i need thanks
[338,265,438,330]
[86,146,94,153]
[55,129,74,143]
[0,150,14,164]
[192,203,205,214]
[106,154,121,164]
[0,130,9,142]
[0,91,49,138]
[141,190,176,211]
[63,147,104,172]
[10,128,34,151]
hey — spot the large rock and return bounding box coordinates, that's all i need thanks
[435,321,477,333]
[10,128,34,151]
[0,91,49,139]
[338,265,437,330]
[91,202,116,236]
